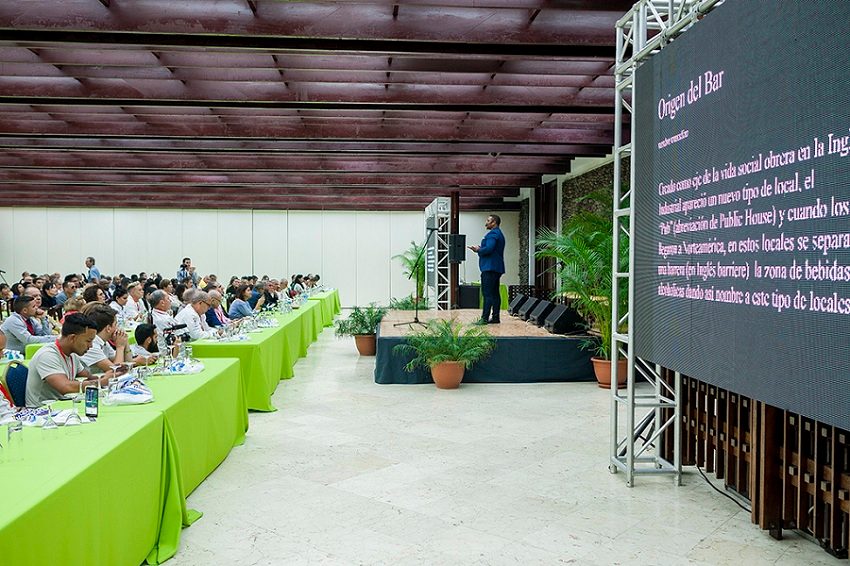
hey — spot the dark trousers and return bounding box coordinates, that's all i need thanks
[481,270,502,321]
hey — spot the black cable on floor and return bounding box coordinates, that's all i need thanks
[696,465,752,513]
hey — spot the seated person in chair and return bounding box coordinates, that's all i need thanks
[131,323,159,365]
[0,296,55,353]
[78,303,131,374]
[25,313,124,407]
[175,290,218,341]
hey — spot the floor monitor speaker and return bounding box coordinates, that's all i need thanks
[544,305,585,334]
[517,298,540,321]
[528,300,555,326]
[507,294,528,316]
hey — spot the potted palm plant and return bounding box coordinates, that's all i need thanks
[393,319,495,389]
[536,189,628,388]
[335,304,388,356]
[392,241,426,303]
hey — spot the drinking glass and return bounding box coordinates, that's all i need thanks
[5,421,23,461]
[41,399,58,430]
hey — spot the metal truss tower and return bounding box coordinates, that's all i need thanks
[425,197,452,310]
[610,0,723,486]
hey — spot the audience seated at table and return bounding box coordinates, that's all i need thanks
[26,313,123,407]
[82,284,106,303]
[41,280,60,309]
[55,276,78,305]
[131,323,159,365]
[1,296,54,353]
[60,296,86,321]
[205,290,231,327]
[175,290,218,341]
[290,275,305,295]
[148,289,182,355]
[125,282,148,320]
[79,302,133,373]
[229,284,265,320]
[109,286,131,319]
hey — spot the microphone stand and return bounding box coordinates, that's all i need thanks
[394,227,437,328]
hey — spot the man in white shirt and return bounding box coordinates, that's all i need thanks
[149,289,181,355]
[78,303,130,374]
[175,290,218,341]
[26,313,121,407]
[124,282,147,320]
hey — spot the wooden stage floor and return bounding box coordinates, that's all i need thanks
[379,309,565,339]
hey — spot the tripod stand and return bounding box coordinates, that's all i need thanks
[394,227,437,328]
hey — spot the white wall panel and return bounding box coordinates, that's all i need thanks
[46,208,82,277]
[355,212,391,305]
[180,210,219,277]
[0,208,14,278]
[216,210,252,278]
[80,208,115,277]
[113,209,150,276]
[320,211,357,306]
[251,210,288,279]
[13,209,48,275]
[286,211,323,280]
[146,209,184,277]
[389,211,423,300]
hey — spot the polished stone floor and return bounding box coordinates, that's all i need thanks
[172,329,837,565]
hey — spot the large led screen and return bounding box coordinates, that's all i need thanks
[634,1,850,429]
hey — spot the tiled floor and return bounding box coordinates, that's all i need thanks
[172,329,838,565]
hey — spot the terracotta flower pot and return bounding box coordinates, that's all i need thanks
[354,334,377,356]
[430,361,465,389]
[592,357,627,389]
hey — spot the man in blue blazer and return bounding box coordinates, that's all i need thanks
[469,214,506,324]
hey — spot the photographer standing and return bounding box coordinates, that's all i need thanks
[177,257,200,287]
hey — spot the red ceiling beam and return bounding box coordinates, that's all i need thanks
[0,185,519,198]
[0,172,539,187]
[0,4,625,50]
[0,136,606,156]
[0,198,522,212]
[3,64,617,89]
[0,153,569,174]
[0,78,615,108]
[0,119,614,145]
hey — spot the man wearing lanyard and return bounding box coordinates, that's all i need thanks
[0,296,55,353]
[25,313,123,407]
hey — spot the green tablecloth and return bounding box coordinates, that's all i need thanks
[308,289,341,327]
[301,300,323,342]
[108,358,248,497]
[189,326,287,412]
[274,311,311,378]
[0,412,185,565]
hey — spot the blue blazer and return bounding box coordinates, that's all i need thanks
[477,227,506,274]
[205,308,224,328]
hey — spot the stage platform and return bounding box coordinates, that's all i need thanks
[374,309,595,385]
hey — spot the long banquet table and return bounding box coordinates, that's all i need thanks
[0,289,342,563]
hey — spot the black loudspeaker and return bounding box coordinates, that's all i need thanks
[528,300,556,326]
[517,297,540,320]
[458,284,479,309]
[448,234,466,263]
[544,304,585,334]
[507,294,529,316]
